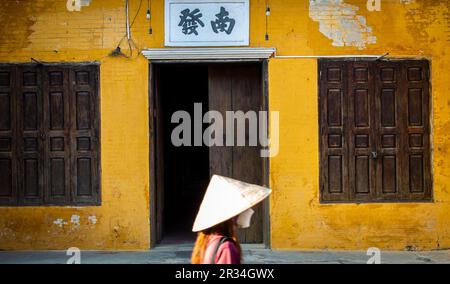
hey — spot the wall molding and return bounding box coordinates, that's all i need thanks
[142,48,276,60]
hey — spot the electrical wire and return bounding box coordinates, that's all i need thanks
[130,0,143,28]
[265,0,270,41]
[110,0,144,59]
[147,0,153,34]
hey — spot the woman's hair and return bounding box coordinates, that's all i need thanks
[191,219,242,264]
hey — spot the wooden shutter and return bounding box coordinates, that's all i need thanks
[319,59,432,203]
[0,63,100,206]
[401,60,432,200]
[69,65,100,205]
[373,61,404,200]
[208,63,264,243]
[0,66,17,205]
[347,61,377,201]
[17,65,45,205]
[42,66,71,204]
[319,61,349,202]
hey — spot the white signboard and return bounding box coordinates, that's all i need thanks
[165,0,249,47]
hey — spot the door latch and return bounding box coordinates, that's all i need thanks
[371,151,378,160]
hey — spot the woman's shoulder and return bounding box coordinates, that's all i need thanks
[203,234,241,264]
[215,237,240,264]
[208,235,237,250]
[218,238,238,252]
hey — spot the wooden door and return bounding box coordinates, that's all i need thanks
[0,66,18,205]
[208,63,264,243]
[154,65,164,243]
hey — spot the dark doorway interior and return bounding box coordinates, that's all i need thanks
[158,64,210,244]
[151,62,267,247]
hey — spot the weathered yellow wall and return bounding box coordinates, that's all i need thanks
[0,0,152,250]
[0,0,448,250]
[268,0,450,250]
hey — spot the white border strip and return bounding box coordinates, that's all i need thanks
[142,48,276,60]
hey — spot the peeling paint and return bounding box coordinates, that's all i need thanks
[66,0,92,12]
[70,215,80,227]
[309,0,377,49]
[88,215,98,225]
[366,0,381,12]
[53,219,68,228]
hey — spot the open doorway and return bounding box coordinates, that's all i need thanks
[150,62,268,247]
[158,64,210,244]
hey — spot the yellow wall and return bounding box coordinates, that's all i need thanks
[268,0,450,250]
[0,0,448,250]
[0,0,152,250]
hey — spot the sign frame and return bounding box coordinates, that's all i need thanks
[164,0,250,47]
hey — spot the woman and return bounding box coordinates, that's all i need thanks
[191,175,271,264]
[191,219,241,264]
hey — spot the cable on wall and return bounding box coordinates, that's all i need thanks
[110,0,143,58]
[265,0,270,41]
[146,0,153,34]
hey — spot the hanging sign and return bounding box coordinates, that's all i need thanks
[165,0,250,47]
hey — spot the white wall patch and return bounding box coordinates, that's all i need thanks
[309,0,377,49]
[366,0,381,11]
[53,218,68,227]
[70,215,81,226]
[88,215,97,225]
[66,0,92,12]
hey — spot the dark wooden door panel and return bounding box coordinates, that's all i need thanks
[208,63,264,243]
[0,66,17,205]
[155,65,164,243]
[402,60,432,200]
[208,65,233,178]
[43,66,71,204]
[17,65,44,205]
[347,62,376,201]
[231,64,263,243]
[374,61,403,200]
[319,61,349,202]
[69,65,100,205]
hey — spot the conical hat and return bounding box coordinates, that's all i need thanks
[192,175,271,232]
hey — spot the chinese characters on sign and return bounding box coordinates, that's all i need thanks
[211,7,236,35]
[179,6,236,36]
[179,8,205,35]
[165,0,249,46]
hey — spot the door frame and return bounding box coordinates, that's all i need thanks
[148,59,271,248]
